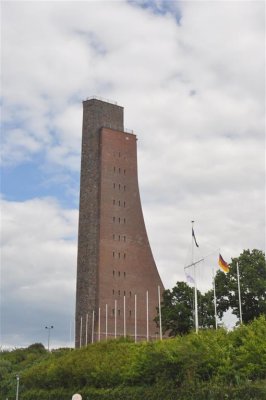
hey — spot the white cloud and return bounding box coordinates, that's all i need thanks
[1,197,78,346]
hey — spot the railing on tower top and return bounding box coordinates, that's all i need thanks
[85,95,118,106]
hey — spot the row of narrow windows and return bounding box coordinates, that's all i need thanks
[113,167,126,175]
[112,217,126,224]
[113,199,126,207]
[113,234,126,242]
[113,183,126,191]
[113,270,126,277]
[112,289,132,297]
[112,252,126,259]
[112,252,126,260]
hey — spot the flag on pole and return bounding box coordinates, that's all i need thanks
[218,254,230,273]
[185,271,195,284]
[192,228,199,247]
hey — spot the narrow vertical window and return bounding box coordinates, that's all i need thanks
[124,272,126,278]
[118,252,121,259]
[118,200,121,206]
[118,309,121,316]
[118,271,121,277]
[123,236,126,242]
[113,166,116,172]
[124,253,126,259]
[118,235,120,241]
[124,201,126,207]
[124,169,126,174]
[113,289,115,295]
[129,310,132,316]
[113,183,116,189]
[124,185,126,191]
[113,251,115,258]
[119,152,121,157]
[118,290,120,296]
[119,168,121,174]
[119,184,121,190]
[129,291,132,297]
[113,217,115,223]
[124,290,126,295]
[124,218,126,224]
[113,234,115,240]
[113,199,115,205]
[113,271,115,276]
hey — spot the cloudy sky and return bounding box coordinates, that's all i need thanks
[1,0,265,349]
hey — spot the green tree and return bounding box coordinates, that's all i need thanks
[215,249,266,323]
[199,289,216,329]
[157,281,195,335]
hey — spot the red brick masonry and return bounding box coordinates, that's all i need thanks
[75,99,164,346]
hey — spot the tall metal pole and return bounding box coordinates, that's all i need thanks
[236,261,243,324]
[79,317,82,348]
[158,285,162,340]
[192,221,198,333]
[114,300,117,339]
[105,304,108,341]
[212,269,218,329]
[146,290,149,341]
[45,325,53,351]
[85,313,88,346]
[91,310,95,344]
[98,307,101,342]
[134,294,137,343]
[123,295,126,338]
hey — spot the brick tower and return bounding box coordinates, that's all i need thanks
[75,98,164,347]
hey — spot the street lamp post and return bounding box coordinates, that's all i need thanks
[45,325,54,351]
[15,375,19,400]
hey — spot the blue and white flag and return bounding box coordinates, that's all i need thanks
[185,272,195,284]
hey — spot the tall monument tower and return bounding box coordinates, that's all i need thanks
[75,98,164,346]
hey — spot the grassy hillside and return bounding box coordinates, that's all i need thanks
[1,316,266,399]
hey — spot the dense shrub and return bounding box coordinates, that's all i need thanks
[1,316,266,400]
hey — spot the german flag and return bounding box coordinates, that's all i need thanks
[219,254,230,273]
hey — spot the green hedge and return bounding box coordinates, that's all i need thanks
[20,381,266,400]
[1,316,266,400]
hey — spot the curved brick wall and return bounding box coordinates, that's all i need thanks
[75,99,164,347]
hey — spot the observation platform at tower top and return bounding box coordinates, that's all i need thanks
[84,95,122,107]
[83,96,134,135]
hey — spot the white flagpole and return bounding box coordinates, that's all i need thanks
[146,290,149,341]
[212,269,218,330]
[105,304,108,341]
[158,286,162,340]
[134,294,137,343]
[192,221,199,334]
[98,307,101,342]
[123,295,126,338]
[85,313,88,345]
[236,261,243,324]
[91,310,95,344]
[69,318,72,348]
[79,316,83,348]
[115,300,117,339]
